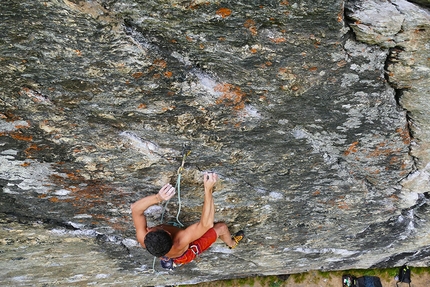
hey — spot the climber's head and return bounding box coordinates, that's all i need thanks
[144,228,172,257]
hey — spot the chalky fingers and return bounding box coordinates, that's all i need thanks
[159,184,176,201]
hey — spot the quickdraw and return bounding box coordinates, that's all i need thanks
[161,145,191,227]
[145,145,191,275]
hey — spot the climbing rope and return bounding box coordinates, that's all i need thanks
[145,146,191,275]
[161,146,191,227]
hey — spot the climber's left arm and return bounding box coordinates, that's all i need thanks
[131,183,176,247]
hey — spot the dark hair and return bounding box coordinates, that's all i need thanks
[144,229,173,257]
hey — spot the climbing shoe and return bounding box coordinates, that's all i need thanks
[229,230,245,249]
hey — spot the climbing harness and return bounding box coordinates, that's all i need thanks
[189,244,200,255]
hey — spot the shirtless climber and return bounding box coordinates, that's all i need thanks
[131,172,244,269]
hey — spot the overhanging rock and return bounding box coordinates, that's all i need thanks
[1,0,429,285]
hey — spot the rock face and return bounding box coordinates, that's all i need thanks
[1,0,429,285]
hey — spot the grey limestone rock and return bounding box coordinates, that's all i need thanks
[0,0,429,285]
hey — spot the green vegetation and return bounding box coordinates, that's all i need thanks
[289,272,307,283]
[267,277,282,287]
[413,266,430,275]
[183,266,430,286]
[331,266,430,280]
[237,276,255,286]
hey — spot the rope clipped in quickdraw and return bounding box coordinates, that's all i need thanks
[147,146,191,275]
[161,146,191,227]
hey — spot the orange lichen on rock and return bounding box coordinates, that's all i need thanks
[344,141,359,156]
[337,1,344,22]
[216,7,231,18]
[215,83,247,111]
[270,37,286,43]
[396,126,411,145]
[389,156,399,166]
[109,221,128,231]
[10,131,33,142]
[66,172,83,181]
[338,201,349,209]
[49,197,60,203]
[49,170,122,217]
[132,72,144,79]
[244,19,258,36]
[153,59,167,69]
[15,121,30,129]
[366,141,401,158]
[162,106,176,112]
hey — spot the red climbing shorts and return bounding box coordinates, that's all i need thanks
[173,228,217,265]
